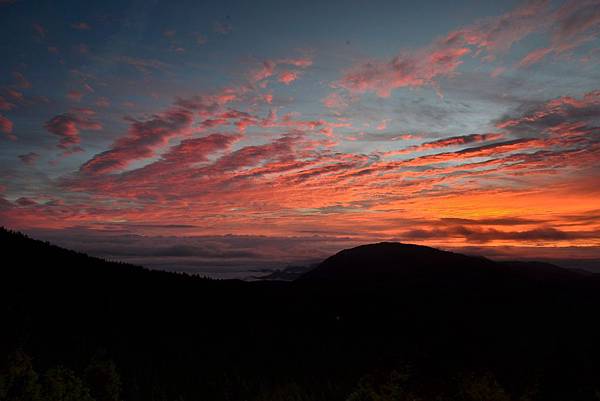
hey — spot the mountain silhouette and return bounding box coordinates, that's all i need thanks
[298,241,592,288]
[2,227,600,401]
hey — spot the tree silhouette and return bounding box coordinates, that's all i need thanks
[84,356,121,401]
[0,351,41,401]
[42,366,94,401]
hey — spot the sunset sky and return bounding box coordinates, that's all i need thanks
[1,0,599,276]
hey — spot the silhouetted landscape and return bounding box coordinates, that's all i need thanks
[2,227,600,401]
[3,0,600,398]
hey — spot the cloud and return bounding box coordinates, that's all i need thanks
[95,97,110,108]
[80,87,245,175]
[0,114,14,139]
[496,89,600,137]
[16,227,362,277]
[400,138,545,167]
[519,0,600,66]
[519,47,553,67]
[0,96,14,111]
[4,89,23,102]
[18,152,40,165]
[322,92,349,110]
[402,225,599,244]
[196,34,208,45]
[13,72,31,89]
[385,133,504,156]
[337,46,471,97]
[206,133,304,173]
[80,107,193,174]
[67,90,83,102]
[32,23,45,39]
[118,56,170,74]
[44,108,102,153]
[334,0,600,96]
[278,70,298,85]
[214,21,232,34]
[71,21,91,30]
[248,56,312,85]
[250,60,276,82]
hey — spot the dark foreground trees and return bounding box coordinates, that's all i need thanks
[3,228,600,401]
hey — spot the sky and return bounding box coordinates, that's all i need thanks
[1,0,599,277]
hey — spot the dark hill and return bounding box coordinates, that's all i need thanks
[3,228,600,401]
[299,242,495,280]
[298,241,593,289]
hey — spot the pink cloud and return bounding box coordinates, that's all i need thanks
[447,0,549,56]
[44,108,102,152]
[118,56,169,74]
[376,120,389,131]
[95,97,110,108]
[522,47,553,67]
[338,46,470,97]
[279,57,313,68]
[249,56,313,85]
[385,133,504,156]
[552,0,600,48]
[32,23,45,39]
[67,90,83,102]
[322,92,349,109]
[262,93,273,104]
[278,70,298,85]
[80,107,193,174]
[519,0,600,66]
[334,0,591,96]
[78,87,243,175]
[13,72,31,89]
[0,96,14,111]
[5,89,23,102]
[72,22,91,30]
[250,60,277,83]
[490,66,507,77]
[0,114,14,139]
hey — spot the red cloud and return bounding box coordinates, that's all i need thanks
[400,138,546,167]
[278,71,298,85]
[67,90,83,102]
[334,0,597,96]
[519,0,600,66]
[337,45,470,97]
[249,56,312,85]
[496,90,600,136]
[13,72,31,89]
[322,92,349,110]
[0,114,14,139]
[80,91,242,176]
[386,133,504,156]
[160,133,241,166]
[44,108,102,153]
[0,96,14,111]
[519,47,553,67]
[250,61,277,83]
[279,57,313,68]
[5,89,23,102]
[80,107,193,175]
